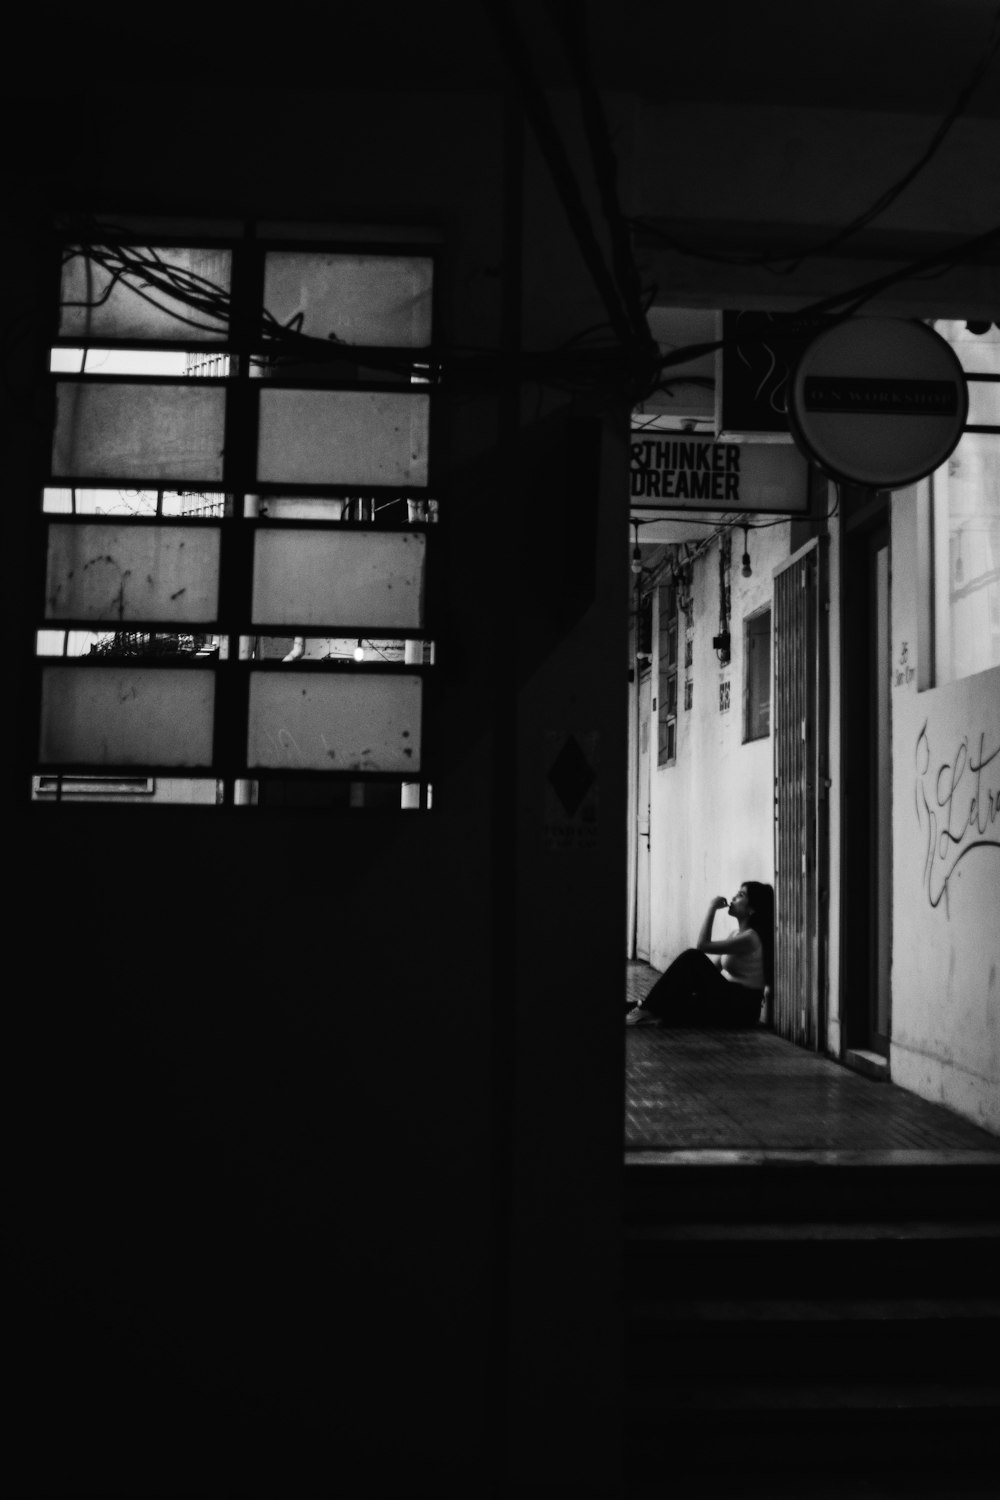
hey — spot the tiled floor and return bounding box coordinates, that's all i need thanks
[625,962,1000,1154]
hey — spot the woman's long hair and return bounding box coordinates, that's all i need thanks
[743,880,774,989]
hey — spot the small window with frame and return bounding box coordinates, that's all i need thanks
[923,320,1000,688]
[657,583,678,766]
[743,606,771,742]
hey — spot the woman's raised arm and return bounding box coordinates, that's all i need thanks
[696,896,729,949]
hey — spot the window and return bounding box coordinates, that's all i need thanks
[35,221,439,808]
[657,584,678,765]
[743,607,771,741]
[926,321,1000,685]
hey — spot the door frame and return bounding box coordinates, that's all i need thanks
[772,535,829,1050]
[839,488,893,1061]
[635,665,652,963]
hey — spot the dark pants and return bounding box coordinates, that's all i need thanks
[640,949,762,1028]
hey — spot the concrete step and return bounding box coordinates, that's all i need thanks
[625,1218,1000,1242]
[624,1154,1000,1226]
[626,1377,1000,1412]
[624,1406,997,1496]
[624,1220,1000,1297]
[626,1293,1000,1321]
[626,1302,999,1380]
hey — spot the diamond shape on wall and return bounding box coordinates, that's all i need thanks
[547,734,596,818]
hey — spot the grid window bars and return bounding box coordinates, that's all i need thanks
[35,225,438,808]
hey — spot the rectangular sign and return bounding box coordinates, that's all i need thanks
[629,433,809,513]
[716,310,834,439]
[803,376,959,415]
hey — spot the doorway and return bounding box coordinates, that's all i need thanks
[842,490,893,1059]
[635,666,652,962]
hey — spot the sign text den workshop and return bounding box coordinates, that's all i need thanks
[631,436,741,501]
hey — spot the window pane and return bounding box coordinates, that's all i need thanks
[257,390,429,485]
[45,523,220,623]
[44,487,229,518]
[247,672,421,771]
[31,775,221,805]
[933,320,1000,377]
[745,611,771,740]
[966,380,1000,427]
[246,496,346,520]
[252,529,425,629]
[241,777,426,809]
[243,636,432,663]
[246,496,436,524]
[59,247,231,342]
[934,432,1000,683]
[37,630,223,658]
[263,253,432,348]
[50,349,204,376]
[39,666,215,766]
[52,382,226,482]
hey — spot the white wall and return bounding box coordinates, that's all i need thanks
[646,522,790,972]
[890,486,1000,1132]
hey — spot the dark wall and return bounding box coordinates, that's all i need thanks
[5,28,628,1499]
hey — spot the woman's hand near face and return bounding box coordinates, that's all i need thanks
[711,895,729,910]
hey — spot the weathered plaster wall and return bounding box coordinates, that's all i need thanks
[647,521,791,972]
[891,487,1000,1132]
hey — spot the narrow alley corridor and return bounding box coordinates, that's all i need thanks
[625,961,999,1155]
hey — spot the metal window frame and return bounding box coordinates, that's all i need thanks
[656,583,678,767]
[742,604,772,743]
[35,223,441,809]
[922,371,1000,691]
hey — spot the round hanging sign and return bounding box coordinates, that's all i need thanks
[787,317,968,487]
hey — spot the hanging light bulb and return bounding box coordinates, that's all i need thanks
[354,639,365,662]
[741,525,752,578]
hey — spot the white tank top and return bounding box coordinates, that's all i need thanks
[721,929,764,990]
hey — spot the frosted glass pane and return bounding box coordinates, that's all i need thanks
[39,667,215,766]
[252,529,425,628]
[247,673,421,771]
[246,496,345,519]
[60,247,231,342]
[45,524,220,622]
[257,390,428,485]
[967,380,1000,426]
[52,382,226,481]
[263,253,432,347]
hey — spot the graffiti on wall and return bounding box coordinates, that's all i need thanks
[915,722,1000,914]
[894,641,916,687]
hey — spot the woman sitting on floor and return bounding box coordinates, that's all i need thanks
[626,882,773,1028]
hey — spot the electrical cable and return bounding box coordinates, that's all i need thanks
[543,0,655,350]
[480,0,638,352]
[648,217,1000,386]
[52,208,999,411]
[771,7,1000,271]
